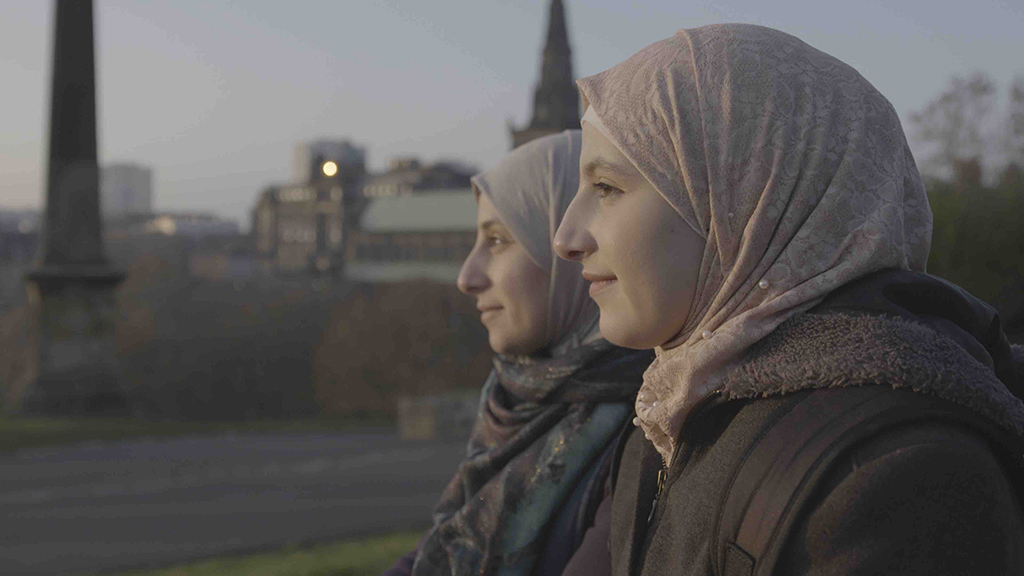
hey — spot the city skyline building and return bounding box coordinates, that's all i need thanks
[101,162,153,220]
[252,138,476,280]
[291,139,367,184]
[254,139,367,276]
[252,0,581,280]
[361,157,473,197]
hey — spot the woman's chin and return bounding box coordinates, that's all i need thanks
[489,333,546,357]
[598,317,634,349]
[488,333,520,356]
[599,316,660,350]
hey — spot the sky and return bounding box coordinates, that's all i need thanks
[2,0,1022,227]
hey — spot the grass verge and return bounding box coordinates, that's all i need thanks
[113,531,422,576]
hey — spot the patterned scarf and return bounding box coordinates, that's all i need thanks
[411,340,652,576]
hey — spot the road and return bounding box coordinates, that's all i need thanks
[0,430,467,575]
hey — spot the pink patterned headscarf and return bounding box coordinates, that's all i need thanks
[577,24,933,463]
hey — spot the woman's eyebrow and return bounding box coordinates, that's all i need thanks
[582,157,634,180]
[479,220,504,233]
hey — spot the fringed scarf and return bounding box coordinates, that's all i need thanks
[411,340,652,576]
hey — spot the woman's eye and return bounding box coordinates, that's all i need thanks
[486,235,509,248]
[594,182,623,198]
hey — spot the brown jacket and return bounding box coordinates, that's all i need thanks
[610,271,1024,576]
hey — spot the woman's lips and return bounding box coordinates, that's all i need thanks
[588,278,617,297]
[479,306,502,320]
[583,272,618,298]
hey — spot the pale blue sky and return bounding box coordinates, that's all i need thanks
[2,0,1022,226]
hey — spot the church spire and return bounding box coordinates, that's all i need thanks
[544,0,570,57]
[510,0,580,149]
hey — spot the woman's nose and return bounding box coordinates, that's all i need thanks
[457,248,490,295]
[553,198,594,262]
[553,236,586,261]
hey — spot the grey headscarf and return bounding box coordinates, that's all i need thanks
[472,130,600,355]
[577,24,933,463]
[412,130,651,576]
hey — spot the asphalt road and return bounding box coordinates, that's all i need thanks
[0,430,467,575]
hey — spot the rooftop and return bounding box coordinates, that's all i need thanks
[359,189,476,233]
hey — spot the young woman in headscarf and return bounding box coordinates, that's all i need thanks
[554,24,1024,575]
[384,130,654,576]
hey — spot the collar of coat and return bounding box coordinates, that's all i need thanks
[715,308,1024,442]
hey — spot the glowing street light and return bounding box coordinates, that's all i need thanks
[321,160,338,177]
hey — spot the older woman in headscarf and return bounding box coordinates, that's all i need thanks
[385,130,654,576]
[554,24,1024,575]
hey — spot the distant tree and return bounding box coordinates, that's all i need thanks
[913,73,1024,340]
[2,231,496,418]
[912,72,1024,185]
[999,162,1023,190]
[311,282,493,417]
[911,72,996,176]
[1003,76,1024,171]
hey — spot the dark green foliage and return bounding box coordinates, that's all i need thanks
[925,175,1024,329]
[910,71,1024,339]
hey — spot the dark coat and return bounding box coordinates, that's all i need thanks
[610,271,1024,576]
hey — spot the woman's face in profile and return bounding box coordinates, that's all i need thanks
[457,193,551,356]
[555,122,704,349]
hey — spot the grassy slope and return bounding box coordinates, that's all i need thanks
[114,531,422,576]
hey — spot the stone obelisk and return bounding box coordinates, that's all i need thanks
[16,0,127,415]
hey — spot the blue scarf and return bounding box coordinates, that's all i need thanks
[412,340,652,576]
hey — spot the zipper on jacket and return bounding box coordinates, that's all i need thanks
[646,467,666,525]
[636,391,725,575]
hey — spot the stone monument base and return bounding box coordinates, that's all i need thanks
[13,267,127,416]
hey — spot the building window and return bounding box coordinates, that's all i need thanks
[279,187,315,203]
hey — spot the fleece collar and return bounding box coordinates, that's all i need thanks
[715,311,1024,442]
